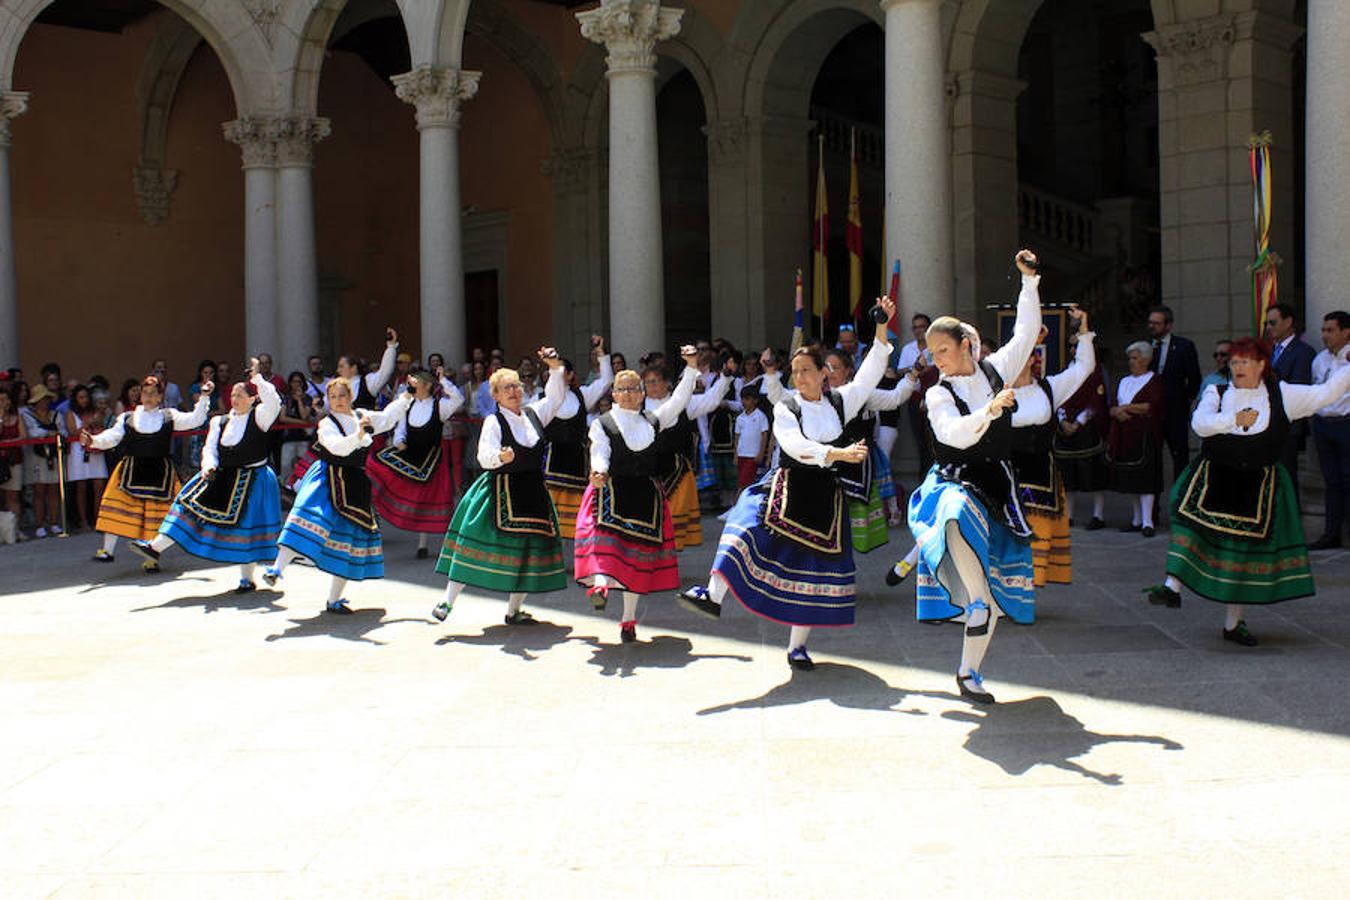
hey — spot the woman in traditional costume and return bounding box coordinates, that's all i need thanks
[128,360,281,591]
[641,361,734,549]
[677,298,894,671]
[366,366,464,558]
[84,374,212,570]
[542,336,613,540]
[1007,309,1096,587]
[1054,336,1111,530]
[905,251,1042,704]
[1108,342,1165,537]
[263,379,413,613]
[822,348,917,553]
[432,350,568,625]
[575,348,701,642]
[1145,337,1350,645]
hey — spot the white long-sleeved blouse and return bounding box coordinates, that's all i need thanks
[392,378,465,446]
[556,354,614,422]
[591,367,700,473]
[202,375,282,472]
[925,274,1042,450]
[772,337,891,467]
[318,393,412,458]
[88,394,212,451]
[476,367,567,470]
[1191,357,1350,437]
[1010,332,1097,428]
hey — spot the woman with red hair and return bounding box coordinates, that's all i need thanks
[1146,336,1350,644]
[128,359,283,592]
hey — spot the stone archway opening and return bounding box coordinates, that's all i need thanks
[8,0,245,379]
[657,65,711,350]
[1015,0,1160,356]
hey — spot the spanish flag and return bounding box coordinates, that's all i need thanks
[846,129,864,325]
[812,134,830,332]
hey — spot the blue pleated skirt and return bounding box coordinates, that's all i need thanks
[908,467,1035,624]
[710,473,857,627]
[159,467,282,564]
[277,460,384,580]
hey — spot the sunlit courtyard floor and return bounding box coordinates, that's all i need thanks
[3,497,1348,898]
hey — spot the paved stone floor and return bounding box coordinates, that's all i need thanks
[2,496,1349,898]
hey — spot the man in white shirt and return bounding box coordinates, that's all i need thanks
[1309,310,1350,549]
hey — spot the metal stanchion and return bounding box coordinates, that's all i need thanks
[55,434,69,538]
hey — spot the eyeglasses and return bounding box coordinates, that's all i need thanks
[613,386,643,394]
[498,383,523,392]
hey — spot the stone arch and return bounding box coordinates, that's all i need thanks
[464,0,567,146]
[0,0,268,112]
[133,11,203,225]
[730,0,882,121]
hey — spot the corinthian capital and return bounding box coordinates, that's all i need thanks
[0,91,31,148]
[222,117,277,168]
[392,66,482,130]
[274,115,331,166]
[577,0,683,76]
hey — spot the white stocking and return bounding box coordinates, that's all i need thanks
[150,534,174,553]
[708,576,729,606]
[960,609,1000,677]
[327,577,348,604]
[942,520,1000,678]
[418,533,429,551]
[273,546,299,573]
[592,574,610,590]
[444,580,464,607]
[788,625,812,651]
[239,563,256,582]
[1164,575,1182,593]
[1225,604,1244,630]
[102,533,119,555]
[1091,492,1105,519]
[1130,497,1142,527]
[507,593,526,616]
[1140,494,1156,529]
[621,592,640,622]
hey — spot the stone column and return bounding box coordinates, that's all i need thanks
[1306,0,1350,333]
[0,92,28,368]
[577,0,682,359]
[544,147,603,361]
[393,66,481,364]
[223,117,279,361]
[273,115,330,372]
[704,117,753,347]
[881,0,954,318]
[747,115,815,349]
[1145,12,1302,349]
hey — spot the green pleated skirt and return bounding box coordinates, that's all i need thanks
[435,471,568,594]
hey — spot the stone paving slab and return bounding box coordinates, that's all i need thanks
[1,503,1348,898]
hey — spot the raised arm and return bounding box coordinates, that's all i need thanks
[252,373,282,431]
[363,391,413,435]
[87,412,127,451]
[363,329,400,395]
[1047,326,1097,408]
[987,253,1043,383]
[864,373,918,412]
[838,335,894,420]
[437,376,465,420]
[654,366,700,429]
[170,391,212,431]
[686,374,734,419]
[528,361,567,426]
[580,349,614,410]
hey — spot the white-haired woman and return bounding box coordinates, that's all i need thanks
[433,350,568,625]
[1108,341,1165,537]
[263,378,413,613]
[905,251,1043,704]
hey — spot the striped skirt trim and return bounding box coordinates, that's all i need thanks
[96,460,180,540]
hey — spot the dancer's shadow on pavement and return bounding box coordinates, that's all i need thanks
[77,572,213,594]
[436,621,595,661]
[131,588,285,615]
[264,608,423,645]
[587,634,752,678]
[942,696,1183,785]
[698,662,952,716]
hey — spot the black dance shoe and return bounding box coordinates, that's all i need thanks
[129,540,160,564]
[787,647,815,671]
[620,621,637,643]
[326,599,353,615]
[262,567,281,588]
[1085,517,1105,531]
[1141,526,1156,538]
[504,610,538,626]
[957,671,996,705]
[1223,621,1259,646]
[884,560,914,587]
[416,547,429,560]
[1145,585,1182,608]
[234,580,257,595]
[677,585,722,620]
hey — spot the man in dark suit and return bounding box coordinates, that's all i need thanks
[1265,302,1317,498]
[1147,305,1202,479]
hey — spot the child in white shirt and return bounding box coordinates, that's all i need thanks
[735,386,770,489]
